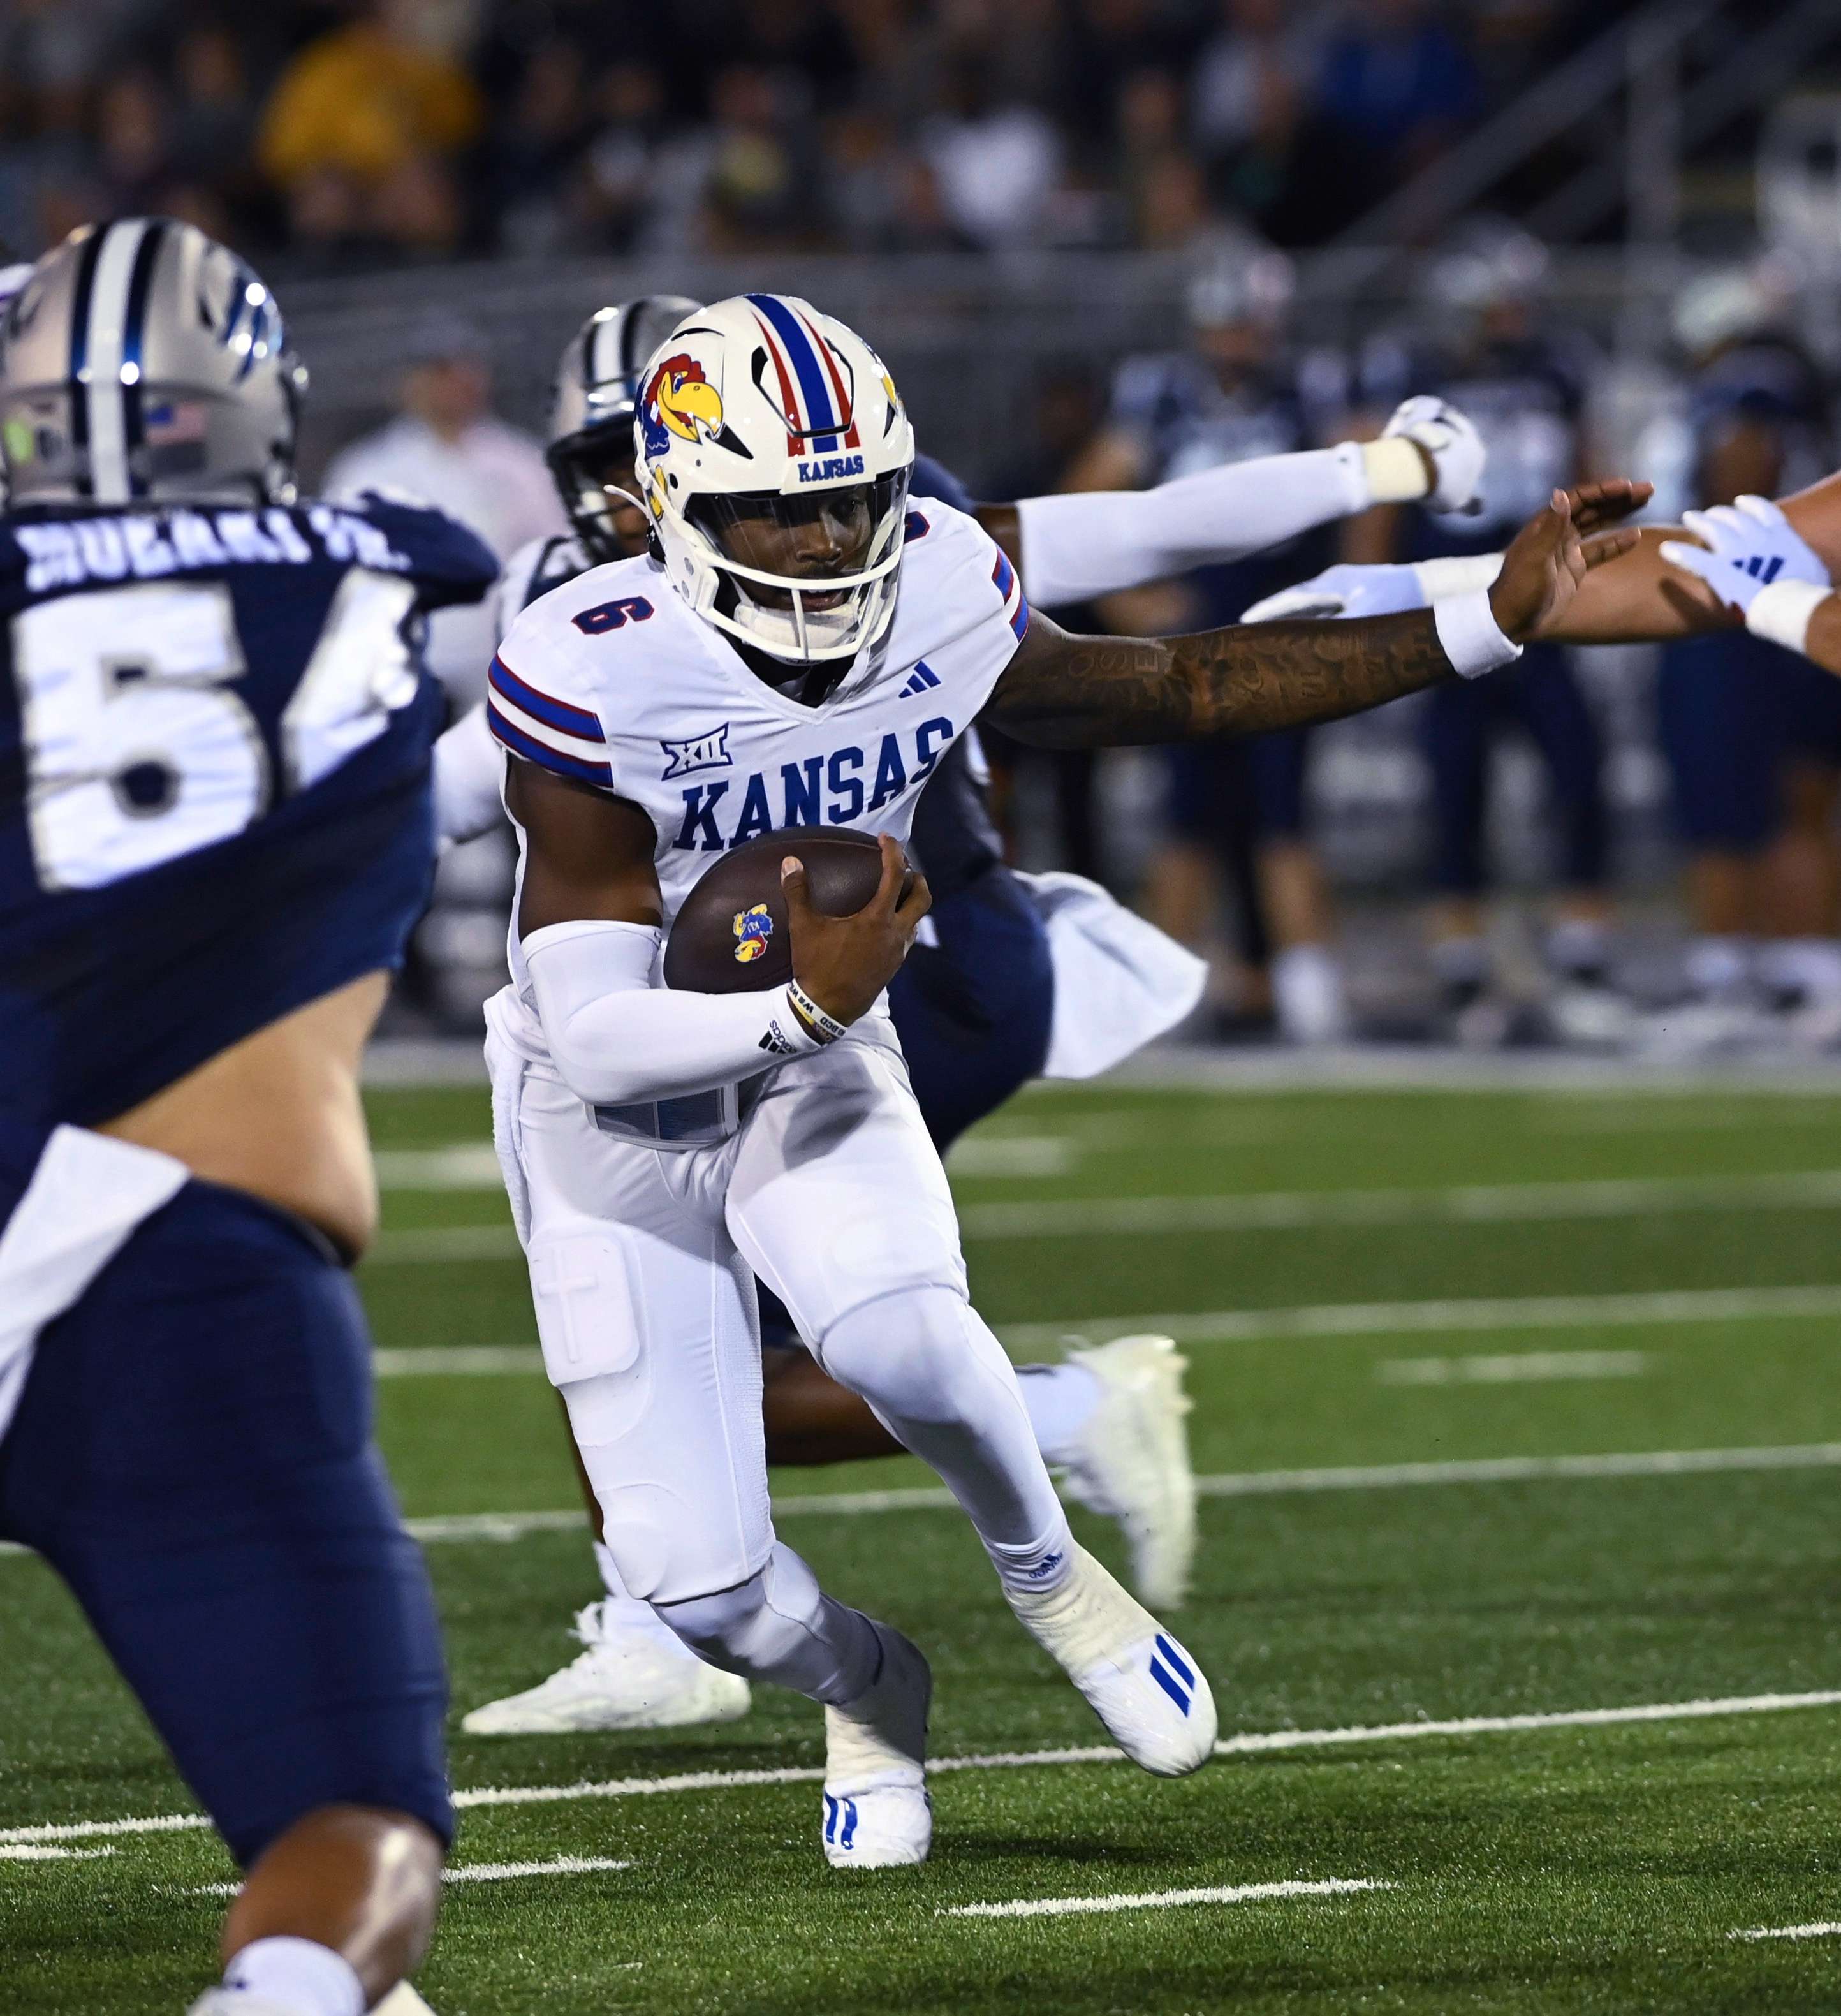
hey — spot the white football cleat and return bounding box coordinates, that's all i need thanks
[1008,1543,1215,1777]
[461,1601,751,1735]
[821,1624,932,1869]
[1055,1334,1197,1610]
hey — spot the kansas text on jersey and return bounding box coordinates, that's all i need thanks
[0,494,496,1128]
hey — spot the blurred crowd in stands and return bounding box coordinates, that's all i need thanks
[0,0,1646,270]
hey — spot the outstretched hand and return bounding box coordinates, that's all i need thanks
[1488,480,1654,643]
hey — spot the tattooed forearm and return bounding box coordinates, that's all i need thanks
[986,609,1455,748]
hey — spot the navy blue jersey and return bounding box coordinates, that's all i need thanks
[0,494,496,1128]
[1689,337,1832,502]
[1359,330,1592,557]
[907,454,1006,898]
[1106,351,1334,624]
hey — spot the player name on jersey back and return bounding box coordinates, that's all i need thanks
[0,494,497,1130]
[490,499,1030,934]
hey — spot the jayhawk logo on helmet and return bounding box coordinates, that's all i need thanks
[642,353,726,459]
[732,903,774,963]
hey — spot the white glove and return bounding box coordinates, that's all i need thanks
[1382,395,1486,513]
[1658,494,1830,614]
[1240,563,1427,624]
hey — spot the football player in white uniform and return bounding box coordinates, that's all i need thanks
[440,295,1495,1741]
[479,292,1638,1870]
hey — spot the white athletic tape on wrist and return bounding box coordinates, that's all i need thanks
[1433,587,1523,680]
[1359,437,1432,506]
[786,980,847,1044]
[1412,552,1503,601]
[1747,578,1831,658]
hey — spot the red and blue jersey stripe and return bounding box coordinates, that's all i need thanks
[992,548,1029,643]
[487,654,612,789]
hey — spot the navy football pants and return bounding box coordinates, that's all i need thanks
[1422,643,1608,895]
[0,1180,451,1866]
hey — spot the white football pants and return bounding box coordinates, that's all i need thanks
[488,1019,1071,1633]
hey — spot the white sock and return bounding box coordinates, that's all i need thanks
[221,1938,364,2016]
[592,1541,688,1646]
[1685,934,1752,1003]
[1016,1362,1103,1465]
[1271,943,1348,1043]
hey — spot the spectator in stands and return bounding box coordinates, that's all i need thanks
[484,36,591,256]
[920,51,1064,249]
[258,0,482,260]
[574,63,669,253]
[322,313,562,706]
[1316,0,1481,186]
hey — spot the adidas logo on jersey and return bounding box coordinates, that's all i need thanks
[896,662,941,700]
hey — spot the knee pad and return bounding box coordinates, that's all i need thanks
[815,1284,1016,1428]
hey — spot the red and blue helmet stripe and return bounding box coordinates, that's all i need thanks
[745,293,862,459]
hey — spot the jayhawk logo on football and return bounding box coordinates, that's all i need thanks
[642,353,725,458]
[732,903,774,964]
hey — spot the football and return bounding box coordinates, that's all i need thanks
[663,826,909,993]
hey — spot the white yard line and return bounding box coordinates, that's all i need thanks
[955,1169,1841,1241]
[1731,1922,1841,1941]
[10,1689,1838,1849]
[1375,1350,1650,1385]
[9,1440,1841,1566]
[362,1283,1841,1380]
[363,1168,1841,1262]
[997,1283,1841,1351]
[942,1877,1391,1920]
[0,1844,115,1861]
[193,1855,633,1899]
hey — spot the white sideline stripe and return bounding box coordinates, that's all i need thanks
[193,1855,633,1898]
[11,1689,1838,1848]
[10,1441,1841,1564]
[943,1877,1391,1920]
[1731,1922,1841,1941]
[362,1168,1841,1262]
[1375,1350,1649,1385]
[361,1283,1841,1383]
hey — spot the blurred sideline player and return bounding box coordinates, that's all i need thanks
[1644,270,1840,1039]
[437,293,1490,1737]
[0,223,497,2015]
[1064,240,1412,1044]
[1337,222,1622,1046]
[480,291,1634,1868]
[1256,310,1841,1043]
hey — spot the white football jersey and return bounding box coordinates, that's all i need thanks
[487,498,1029,1015]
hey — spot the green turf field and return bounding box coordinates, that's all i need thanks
[9,1075,1841,2013]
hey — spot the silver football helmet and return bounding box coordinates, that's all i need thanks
[0,217,306,509]
[545,294,701,563]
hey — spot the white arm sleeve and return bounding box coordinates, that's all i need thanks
[1012,443,1372,608]
[434,703,506,844]
[524,918,819,1107]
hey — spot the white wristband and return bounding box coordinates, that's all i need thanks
[1412,552,1503,601]
[1433,587,1523,679]
[1359,436,1432,506]
[1747,578,1831,658]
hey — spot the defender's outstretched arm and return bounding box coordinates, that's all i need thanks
[984,484,1641,749]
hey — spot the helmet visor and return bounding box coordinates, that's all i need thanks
[686,469,909,661]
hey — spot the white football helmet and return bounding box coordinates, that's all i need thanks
[633,293,915,666]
